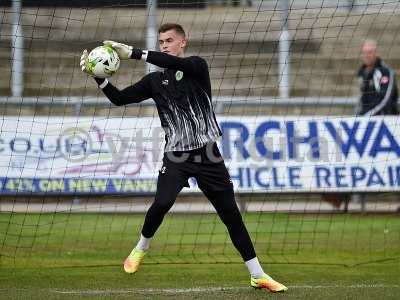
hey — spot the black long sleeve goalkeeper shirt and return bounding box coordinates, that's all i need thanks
[95,51,222,152]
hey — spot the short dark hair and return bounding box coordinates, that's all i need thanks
[158,23,186,38]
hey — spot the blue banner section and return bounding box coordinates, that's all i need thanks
[227,164,400,191]
[219,119,400,161]
[0,178,157,195]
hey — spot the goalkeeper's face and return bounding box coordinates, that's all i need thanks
[158,30,187,57]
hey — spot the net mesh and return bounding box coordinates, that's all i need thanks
[0,0,400,269]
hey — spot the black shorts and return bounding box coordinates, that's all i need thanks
[158,142,233,192]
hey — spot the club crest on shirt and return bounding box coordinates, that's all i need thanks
[381,76,389,84]
[175,71,183,81]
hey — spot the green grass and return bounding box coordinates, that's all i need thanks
[1,212,400,299]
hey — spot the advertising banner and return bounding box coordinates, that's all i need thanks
[0,116,399,194]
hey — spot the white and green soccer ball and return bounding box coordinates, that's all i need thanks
[87,46,120,78]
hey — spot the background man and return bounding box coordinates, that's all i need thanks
[357,39,398,116]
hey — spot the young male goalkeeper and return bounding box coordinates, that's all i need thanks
[80,23,287,293]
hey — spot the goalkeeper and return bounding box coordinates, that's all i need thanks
[80,23,287,293]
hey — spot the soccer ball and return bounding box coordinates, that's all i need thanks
[86,46,120,78]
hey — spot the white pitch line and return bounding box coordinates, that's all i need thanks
[50,284,400,295]
[290,284,400,289]
[51,287,247,295]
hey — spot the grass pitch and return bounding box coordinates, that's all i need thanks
[1,212,399,299]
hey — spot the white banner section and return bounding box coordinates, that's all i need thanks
[0,116,399,194]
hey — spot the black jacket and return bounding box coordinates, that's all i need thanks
[357,58,398,116]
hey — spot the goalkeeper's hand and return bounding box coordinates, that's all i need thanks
[80,49,94,76]
[103,40,132,60]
